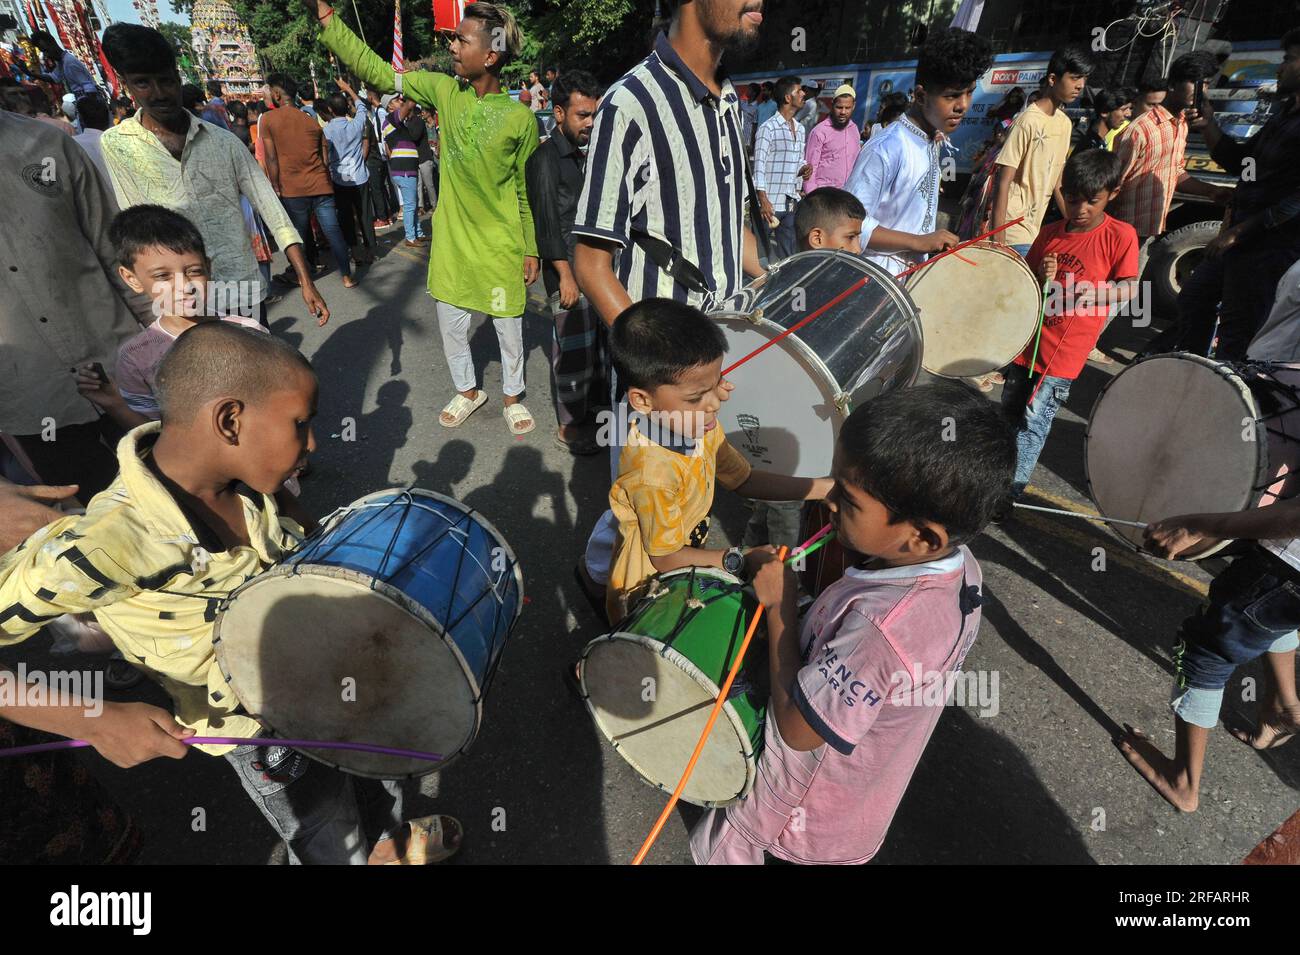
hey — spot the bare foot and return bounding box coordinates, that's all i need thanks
[342,275,358,289]
[1116,727,1199,812]
[1228,702,1300,750]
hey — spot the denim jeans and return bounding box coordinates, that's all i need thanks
[1170,550,1300,728]
[1009,243,1033,258]
[224,742,409,864]
[391,174,424,241]
[282,194,352,279]
[1000,363,1072,496]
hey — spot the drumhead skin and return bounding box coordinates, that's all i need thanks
[579,567,766,808]
[214,487,524,778]
[1085,354,1267,559]
[905,241,1042,378]
[215,567,477,778]
[716,250,922,476]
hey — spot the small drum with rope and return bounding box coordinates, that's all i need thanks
[214,488,524,778]
[1085,355,1300,559]
[712,250,923,477]
[579,566,768,808]
[904,240,1043,378]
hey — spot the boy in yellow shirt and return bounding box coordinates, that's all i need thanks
[0,323,458,864]
[605,299,833,622]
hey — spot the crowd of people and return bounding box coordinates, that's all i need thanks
[1,0,1299,866]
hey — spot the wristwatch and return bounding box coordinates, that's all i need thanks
[722,546,746,579]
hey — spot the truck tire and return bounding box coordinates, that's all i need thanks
[1145,220,1221,321]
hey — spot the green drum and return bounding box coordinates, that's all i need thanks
[580,566,768,808]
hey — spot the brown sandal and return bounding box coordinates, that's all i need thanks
[384,814,463,865]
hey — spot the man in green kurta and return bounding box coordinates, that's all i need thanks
[312,0,541,433]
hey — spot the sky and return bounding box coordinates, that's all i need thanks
[104,0,189,27]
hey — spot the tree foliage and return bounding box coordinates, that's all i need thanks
[163,0,961,95]
[157,20,202,84]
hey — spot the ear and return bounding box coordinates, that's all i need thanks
[118,264,145,294]
[806,227,826,249]
[625,385,656,416]
[908,520,949,557]
[213,397,245,446]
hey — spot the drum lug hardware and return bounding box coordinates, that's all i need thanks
[833,394,852,416]
[685,597,705,610]
[743,308,764,324]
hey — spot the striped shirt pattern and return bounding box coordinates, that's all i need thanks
[754,111,807,212]
[1111,105,1189,238]
[381,115,420,174]
[573,31,748,309]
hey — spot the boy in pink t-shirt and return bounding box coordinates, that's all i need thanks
[75,204,266,427]
[691,383,1017,864]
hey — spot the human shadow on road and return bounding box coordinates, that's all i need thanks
[339,379,414,495]
[674,695,1098,864]
[410,439,476,500]
[430,445,612,862]
[977,584,1126,741]
[875,707,1097,863]
[978,520,1201,670]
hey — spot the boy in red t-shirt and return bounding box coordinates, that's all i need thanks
[1000,149,1138,496]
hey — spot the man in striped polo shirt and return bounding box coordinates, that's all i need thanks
[381,93,430,247]
[571,0,767,603]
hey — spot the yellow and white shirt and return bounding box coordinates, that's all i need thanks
[0,423,304,753]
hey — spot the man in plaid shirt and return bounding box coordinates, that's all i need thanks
[1111,52,1233,272]
[755,75,812,259]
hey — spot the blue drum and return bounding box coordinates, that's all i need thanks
[214,488,524,778]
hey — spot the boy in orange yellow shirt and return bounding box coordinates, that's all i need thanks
[603,299,833,622]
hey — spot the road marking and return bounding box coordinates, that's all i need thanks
[1020,485,1209,598]
[392,246,426,263]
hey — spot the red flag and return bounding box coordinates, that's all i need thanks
[432,0,471,34]
[392,0,403,71]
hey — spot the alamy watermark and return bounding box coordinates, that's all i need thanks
[0,663,104,717]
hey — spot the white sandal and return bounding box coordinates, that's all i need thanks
[439,391,487,428]
[502,402,535,435]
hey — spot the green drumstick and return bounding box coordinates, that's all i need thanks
[786,532,836,564]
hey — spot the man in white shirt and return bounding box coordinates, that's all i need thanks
[846,27,991,275]
[754,75,812,260]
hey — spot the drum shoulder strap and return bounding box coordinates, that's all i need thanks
[630,230,712,297]
[741,153,773,270]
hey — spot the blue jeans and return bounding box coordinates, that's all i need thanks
[1000,363,1071,496]
[282,194,352,279]
[224,742,410,864]
[392,174,424,241]
[1170,551,1300,728]
[1009,243,1033,258]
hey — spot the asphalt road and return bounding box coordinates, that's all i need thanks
[8,215,1297,865]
